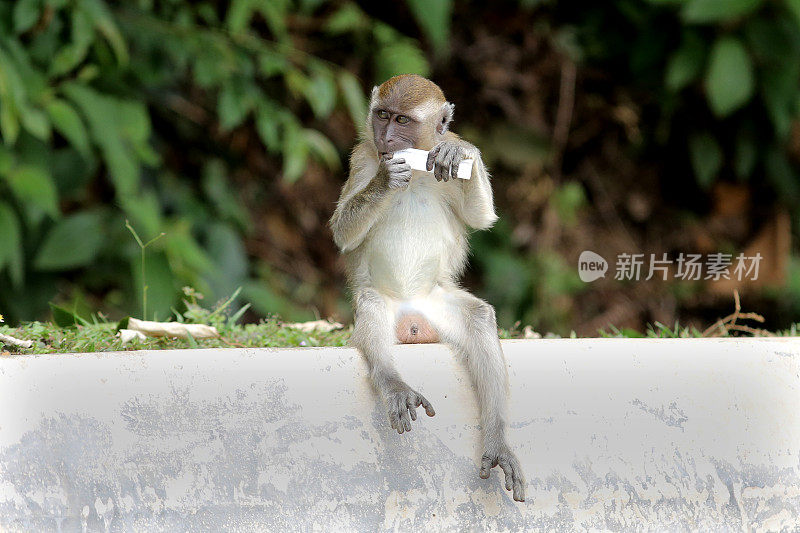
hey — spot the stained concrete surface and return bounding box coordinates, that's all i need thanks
[1,338,799,531]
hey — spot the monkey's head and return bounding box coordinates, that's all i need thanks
[368,74,455,156]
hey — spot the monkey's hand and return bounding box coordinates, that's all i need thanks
[426,140,475,182]
[379,155,413,190]
[383,380,435,434]
[480,442,526,502]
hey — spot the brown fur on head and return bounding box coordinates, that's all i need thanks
[378,74,445,110]
[368,74,455,153]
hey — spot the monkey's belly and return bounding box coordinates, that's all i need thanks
[366,188,452,297]
[368,249,440,297]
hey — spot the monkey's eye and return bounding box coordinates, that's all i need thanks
[396,115,410,124]
[376,110,390,120]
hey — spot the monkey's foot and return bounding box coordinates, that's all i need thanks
[385,383,435,434]
[480,444,526,502]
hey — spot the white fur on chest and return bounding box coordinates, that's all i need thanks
[364,173,459,297]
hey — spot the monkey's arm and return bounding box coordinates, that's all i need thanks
[428,135,498,230]
[330,144,407,253]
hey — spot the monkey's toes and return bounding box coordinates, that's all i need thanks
[386,387,434,434]
[480,449,526,502]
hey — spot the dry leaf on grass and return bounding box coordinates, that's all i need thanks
[117,329,148,344]
[124,318,220,339]
[283,319,344,333]
[0,334,33,349]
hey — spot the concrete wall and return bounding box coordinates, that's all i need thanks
[1,338,799,531]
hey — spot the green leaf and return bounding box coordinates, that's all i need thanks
[256,2,289,42]
[130,250,175,321]
[705,37,754,117]
[49,303,88,327]
[405,0,452,55]
[46,99,91,157]
[0,145,12,174]
[256,103,281,152]
[50,45,89,77]
[77,0,128,66]
[338,71,367,129]
[304,129,340,170]
[204,223,248,301]
[218,81,254,131]
[688,133,723,189]
[0,49,24,144]
[202,160,250,232]
[0,201,23,286]
[682,0,762,22]
[227,0,256,34]
[71,7,95,49]
[19,106,50,141]
[119,191,162,239]
[665,32,705,91]
[282,118,308,182]
[34,211,105,270]
[63,83,142,196]
[165,225,214,276]
[258,50,288,77]
[374,40,430,82]
[4,165,59,217]
[324,3,369,34]
[304,67,337,119]
[0,99,20,144]
[13,0,40,33]
[3,39,48,102]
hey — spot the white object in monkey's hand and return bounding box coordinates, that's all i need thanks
[393,148,474,180]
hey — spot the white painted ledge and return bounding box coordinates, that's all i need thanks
[1,338,799,531]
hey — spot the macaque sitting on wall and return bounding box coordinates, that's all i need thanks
[330,74,525,501]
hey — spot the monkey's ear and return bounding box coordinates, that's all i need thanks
[437,102,455,135]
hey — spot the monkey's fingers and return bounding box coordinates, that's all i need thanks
[406,396,418,421]
[441,146,462,182]
[499,456,526,502]
[448,148,465,181]
[426,144,442,172]
[434,149,450,182]
[418,394,435,417]
[498,458,513,491]
[513,478,525,502]
[479,454,496,479]
[397,396,413,433]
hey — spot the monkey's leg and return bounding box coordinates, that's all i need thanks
[350,288,435,434]
[431,287,526,501]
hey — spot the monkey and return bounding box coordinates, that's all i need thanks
[329,74,525,502]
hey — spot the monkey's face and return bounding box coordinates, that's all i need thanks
[371,106,428,156]
[369,74,453,156]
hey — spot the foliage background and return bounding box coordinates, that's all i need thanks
[1,0,799,334]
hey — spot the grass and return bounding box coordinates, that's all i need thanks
[0,319,352,355]
[1,318,795,356]
[1,290,795,355]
